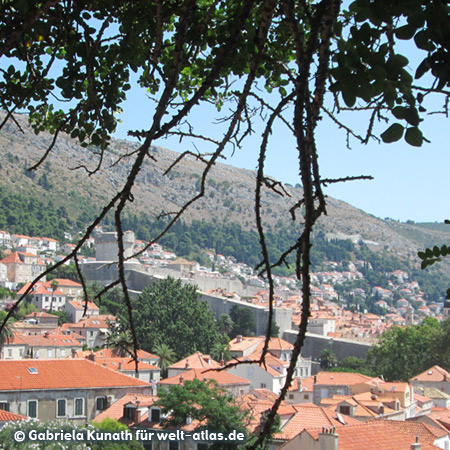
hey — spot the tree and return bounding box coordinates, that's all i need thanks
[156,378,248,449]
[113,277,221,360]
[217,314,234,337]
[320,348,337,370]
[367,317,447,381]
[2,1,450,446]
[0,419,144,450]
[107,330,134,358]
[153,342,176,379]
[0,311,14,358]
[230,306,256,338]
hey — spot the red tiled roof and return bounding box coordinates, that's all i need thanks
[159,368,251,387]
[17,333,82,347]
[275,404,361,440]
[412,366,450,383]
[290,422,441,450]
[169,352,221,370]
[0,360,151,390]
[0,410,27,422]
[94,348,157,360]
[314,372,374,386]
[93,357,159,372]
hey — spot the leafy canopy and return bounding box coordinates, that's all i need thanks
[113,277,221,360]
[367,317,450,381]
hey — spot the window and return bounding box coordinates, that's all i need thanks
[60,349,66,357]
[57,399,66,417]
[260,383,266,389]
[75,398,83,416]
[123,405,136,420]
[7,349,12,358]
[28,400,38,418]
[150,408,161,422]
[47,349,52,358]
[288,394,294,400]
[96,397,107,411]
[304,394,309,400]
[339,405,350,415]
[0,402,9,412]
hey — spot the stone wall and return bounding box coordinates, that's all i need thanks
[282,330,372,362]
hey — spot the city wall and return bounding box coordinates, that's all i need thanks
[282,330,373,362]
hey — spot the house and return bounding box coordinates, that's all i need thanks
[17,282,66,311]
[159,368,252,398]
[167,352,221,378]
[229,336,312,379]
[11,332,83,359]
[63,300,99,323]
[93,393,199,450]
[226,351,289,394]
[0,359,152,422]
[0,252,46,285]
[0,334,27,360]
[63,315,114,348]
[50,279,83,300]
[0,230,11,248]
[411,366,450,395]
[311,372,377,405]
[279,422,441,450]
[24,311,59,328]
[94,348,159,366]
[83,354,160,393]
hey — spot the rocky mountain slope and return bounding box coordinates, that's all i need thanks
[1,111,449,261]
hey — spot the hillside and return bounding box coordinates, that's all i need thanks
[1,111,450,265]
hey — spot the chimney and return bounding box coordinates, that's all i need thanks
[44,332,49,338]
[318,427,338,450]
[236,335,243,343]
[103,360,107,367]
[411,437,421,450]
[71,348,77,358]
[135,409,141,424]
[220,359,225,367]
[297,379,302,392]
[87,352,96,362]
[119,362,123,371]
[314,375,317,384]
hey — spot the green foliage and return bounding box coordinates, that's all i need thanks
[113,278,221,360]
[46,263,81,283]
[320,349,337,370]
[230,305,256,338]
[0,419,144,450]
[153,343,176,378]
[367,317,450,381]
[156,378,248,449]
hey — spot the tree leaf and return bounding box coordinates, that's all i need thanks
[405,127,423,147]
[381,123,404,143]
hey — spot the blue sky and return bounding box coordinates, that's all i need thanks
[114,77,450,224]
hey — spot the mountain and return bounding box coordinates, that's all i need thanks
[1,110,450,263]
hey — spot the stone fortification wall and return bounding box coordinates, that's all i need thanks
[282,330,372,362]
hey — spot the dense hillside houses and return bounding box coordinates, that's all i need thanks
[0,226,449,447]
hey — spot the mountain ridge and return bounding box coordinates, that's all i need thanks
[1,110,449,264]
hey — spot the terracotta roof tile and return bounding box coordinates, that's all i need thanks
[0,360,151,390]
[412,365,450,383]
[169,352,221,370]
[159,368,251,388]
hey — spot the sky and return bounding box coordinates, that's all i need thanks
[114,75,450,224]
[3,11,449,224]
